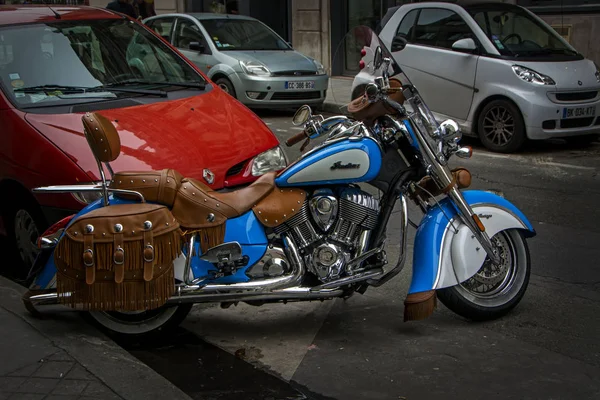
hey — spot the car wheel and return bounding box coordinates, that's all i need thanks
[2,198,47,284]
[351,84,366,100]
[215,77,236,98]
[477,100,526,153]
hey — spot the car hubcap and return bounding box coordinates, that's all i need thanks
[218,83,230,93]
[14,209,40,268]
[459,232,516,299]
[483,106,515,146]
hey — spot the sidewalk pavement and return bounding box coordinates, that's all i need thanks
[0,276,192,400]
[320,77,353,116]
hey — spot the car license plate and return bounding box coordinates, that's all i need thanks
[285,81,315,90]
[562,106,596,119]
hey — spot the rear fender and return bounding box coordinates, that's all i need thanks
[408,190,535,295]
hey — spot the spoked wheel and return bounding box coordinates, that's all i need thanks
[2,198,47,285]
[477,100,526,153]
[14,209,41,273]
[84,304,193,341]
[437,229,530,321]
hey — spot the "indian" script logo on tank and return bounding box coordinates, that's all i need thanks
[330,161,360,170]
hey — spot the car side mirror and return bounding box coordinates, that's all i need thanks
[451,38,477,53]
[391,36,407,52]
[189,41,205,52]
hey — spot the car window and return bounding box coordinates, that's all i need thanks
[413,8,473,49]
[199,18,290,51]
[0,19,205,108]
[173,18,205,50]
[146,17,175,42]
[467,6,575,58]
[395,9,419,41]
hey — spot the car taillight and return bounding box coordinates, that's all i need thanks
[359,60,365,70]
[37,215,74,249]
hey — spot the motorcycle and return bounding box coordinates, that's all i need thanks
[23,26,535,338]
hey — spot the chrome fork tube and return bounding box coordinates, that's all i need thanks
[446,186,500,264]
[409,115,500,264]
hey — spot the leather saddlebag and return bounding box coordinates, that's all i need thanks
[54,203,182,311]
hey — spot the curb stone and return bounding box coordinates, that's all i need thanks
[0,276,192,400]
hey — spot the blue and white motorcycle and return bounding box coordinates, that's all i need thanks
[24,26,535,338]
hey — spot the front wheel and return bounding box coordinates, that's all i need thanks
[437,229,530,321]
[83,304,193,341]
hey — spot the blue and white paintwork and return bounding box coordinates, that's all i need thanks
[408,190,536,295]
[276,137,382,187]
[33,196,268,289]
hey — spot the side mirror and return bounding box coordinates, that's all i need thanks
[391,36,407,52]
[373,46,383,70]
[439,119,461,140]
[292,105,312,126]
[365,83,379,102]
[189,41,205,52]
[451,38,477,53]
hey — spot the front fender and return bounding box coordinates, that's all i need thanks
[408,190,535,295]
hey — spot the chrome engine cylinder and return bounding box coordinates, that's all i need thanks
[272,188,380,283]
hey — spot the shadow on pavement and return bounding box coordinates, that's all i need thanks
[120,327,335,400]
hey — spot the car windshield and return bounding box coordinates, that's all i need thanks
[200,19,291,51]
[467,5,579,58]
[0,19,206,107]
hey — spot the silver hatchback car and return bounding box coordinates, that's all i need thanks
[143,13,329,109]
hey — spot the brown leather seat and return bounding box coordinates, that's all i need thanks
[109,169,183,207]
[172,172,276,229]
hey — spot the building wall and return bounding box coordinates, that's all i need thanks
[539,14,600,66]
[88,0,182,14]
[291,0,330,71]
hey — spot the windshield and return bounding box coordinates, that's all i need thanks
[0,19,205,107]
[200,19,291,51]
[467,5,579,58]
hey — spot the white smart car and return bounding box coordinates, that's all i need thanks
[352,0,600,152]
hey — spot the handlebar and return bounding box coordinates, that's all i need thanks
[285,130,308,147]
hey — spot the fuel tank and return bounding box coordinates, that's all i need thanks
[276,138,382,187]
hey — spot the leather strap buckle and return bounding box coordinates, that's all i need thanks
[113,246,125,265]
[83,249,94,267]
[143,244,155,263]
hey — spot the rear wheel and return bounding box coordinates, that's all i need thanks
[84,304,193,341]
[437,229,530,321]
[477,100,526,153]
[2,197,47,285]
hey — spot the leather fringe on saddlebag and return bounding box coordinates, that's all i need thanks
[54,203,182,311]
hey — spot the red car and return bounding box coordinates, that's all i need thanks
[0,5,286,277]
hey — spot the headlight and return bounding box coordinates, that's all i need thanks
[512,65,555,85]
[72,191,103,204]
[313,60,326,75]
[594,62,600,83]
[240,60,271,76]
[251,146,287,176]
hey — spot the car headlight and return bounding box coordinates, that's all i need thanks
[594,62,600,83]
[240,60,271,76]
[72,190,103,205]
[512,65,555,85]
[251,146,287,176]
[313,60,326,75]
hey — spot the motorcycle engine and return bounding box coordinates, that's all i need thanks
[273,188,379,282]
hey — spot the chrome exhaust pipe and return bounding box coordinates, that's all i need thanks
[25,287,344,309]
[167,287,343,304]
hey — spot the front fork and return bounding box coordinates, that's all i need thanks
[434,165,501,265]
